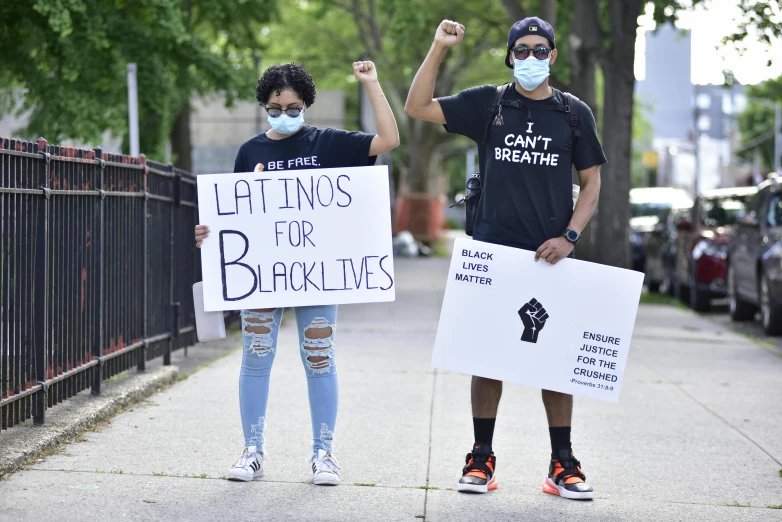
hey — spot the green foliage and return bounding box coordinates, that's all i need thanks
[0,0,277,157]
[737,76,782,171]
[631,98,655,188]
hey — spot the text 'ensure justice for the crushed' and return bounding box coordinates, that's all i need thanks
[212,173,393,301]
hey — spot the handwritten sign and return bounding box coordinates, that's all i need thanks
[432,238,643,403]
[197,166,395,311]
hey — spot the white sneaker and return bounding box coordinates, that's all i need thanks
[227,446,264,482]
[310,449,340,486]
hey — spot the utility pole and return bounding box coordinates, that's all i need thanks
[775,103,781,174]
[127,63,139,157]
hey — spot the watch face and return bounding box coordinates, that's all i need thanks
[566,230,579,241]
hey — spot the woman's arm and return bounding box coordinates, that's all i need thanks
[353,61,400,156]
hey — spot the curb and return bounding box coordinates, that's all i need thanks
[0,365,178,478]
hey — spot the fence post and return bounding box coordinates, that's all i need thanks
[92,148,104,395]
[139,155,148,371]
[33,138,49,424]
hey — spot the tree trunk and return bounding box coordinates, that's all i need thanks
[170,102,192,172]
[540,0,556,27]
[404,118,445,194]
[595,0,643,269]
[567,0,601,262]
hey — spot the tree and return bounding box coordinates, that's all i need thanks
[0,0,277,167]
[736,77,782,171]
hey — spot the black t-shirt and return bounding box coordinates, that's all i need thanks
[233,125,377,174]
[439,85,607,251]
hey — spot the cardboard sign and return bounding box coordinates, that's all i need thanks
[197,166,395,311]
[432,238,644,403]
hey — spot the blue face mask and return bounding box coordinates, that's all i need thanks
[268,111,304,135]
[513,57,551,92]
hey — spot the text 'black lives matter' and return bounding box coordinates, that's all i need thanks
[455,249,493,286]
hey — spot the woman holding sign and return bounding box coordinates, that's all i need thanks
[195,62,399,485]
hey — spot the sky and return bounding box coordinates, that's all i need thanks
[635,0,782,85]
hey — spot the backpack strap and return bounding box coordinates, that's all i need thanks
[560,91,581,139]
[482,83,513,144]
[477,83,512,181]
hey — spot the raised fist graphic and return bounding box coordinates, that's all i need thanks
[518,298,549,344]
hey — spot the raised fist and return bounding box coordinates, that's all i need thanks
[434,20,465,48]
[518,298,549,343]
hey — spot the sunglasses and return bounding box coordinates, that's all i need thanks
[264,107,303,118]
[511,45,552,60]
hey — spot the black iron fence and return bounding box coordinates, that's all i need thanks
[1,137,203,431]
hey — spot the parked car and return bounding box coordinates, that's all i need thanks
[673,186,758,311]
[644,203,693,294]
[630,187,693,274]
[727,176,782,335]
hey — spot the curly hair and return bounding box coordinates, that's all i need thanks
[256,63,317,107]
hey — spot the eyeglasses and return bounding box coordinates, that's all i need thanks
[264,107,303,118]
[511,45,552,60]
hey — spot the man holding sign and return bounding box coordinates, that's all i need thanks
[405,18,606,499]
[195,61,399,485]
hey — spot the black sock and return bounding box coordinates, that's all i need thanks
[549,426,572,456]
[473,418,496,451]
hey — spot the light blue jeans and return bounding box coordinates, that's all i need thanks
[239,305,338,457]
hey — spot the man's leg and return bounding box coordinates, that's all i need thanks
[542,389,572,453]
[457,376,501,493]
[541,389,593,500]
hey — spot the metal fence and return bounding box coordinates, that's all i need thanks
[1,137,203,431]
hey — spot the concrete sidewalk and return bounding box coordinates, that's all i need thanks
[2,259,782,521]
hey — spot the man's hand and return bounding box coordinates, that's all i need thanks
[353,61,378,85]
[434,20,465,48]
[535,237,574,265]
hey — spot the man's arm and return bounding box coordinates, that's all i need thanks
[535,165,601,264]
[404,20,465,124]
[568,165,601,234]
[353,61,400,156]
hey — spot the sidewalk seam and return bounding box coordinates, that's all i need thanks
[422,369,438,521]
[639,361,782,467]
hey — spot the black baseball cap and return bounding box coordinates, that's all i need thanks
[505,17,556,68]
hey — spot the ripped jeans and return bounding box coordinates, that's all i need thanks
[240,305,338,457]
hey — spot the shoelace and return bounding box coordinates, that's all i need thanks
[233,451,258,469]
[313,454,340,474]
[553,456,585,483]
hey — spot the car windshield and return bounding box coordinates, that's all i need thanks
[700,196,749,227]
[631,202,670,219]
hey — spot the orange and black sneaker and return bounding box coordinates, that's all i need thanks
[542,449,593,500]
[457,444,498,493]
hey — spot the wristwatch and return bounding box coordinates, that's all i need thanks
[562,228,580,245]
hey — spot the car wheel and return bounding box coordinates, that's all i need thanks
[689,266,710,312]
[760,272,782,336]
[728,263,756,321]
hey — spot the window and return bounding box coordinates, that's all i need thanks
[767,192,782,228]
[700,195,751,227]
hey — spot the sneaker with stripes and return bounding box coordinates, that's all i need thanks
[310,448,340,486]
[227,446,264,482]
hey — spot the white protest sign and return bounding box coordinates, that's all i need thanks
[432,238,644,403]
[197,166,395,311]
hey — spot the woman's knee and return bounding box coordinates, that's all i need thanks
[242,309,279,362]
[300,316,336,375]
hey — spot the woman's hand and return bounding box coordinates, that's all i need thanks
[195,225,209,248]
[353,61,378,85]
